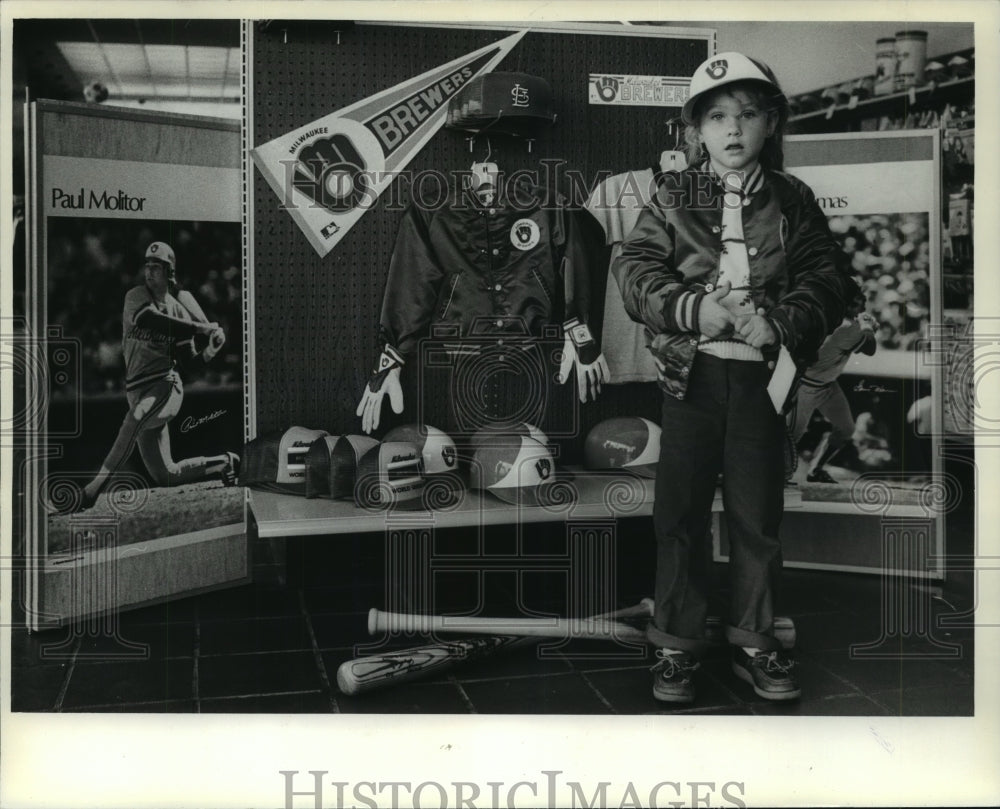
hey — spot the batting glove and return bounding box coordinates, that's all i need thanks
[357,345,405,434]
[557,318,610,403]
[203,327,226,361]
[857,311,878,332]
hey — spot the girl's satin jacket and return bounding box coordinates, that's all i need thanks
[614,165,856,400]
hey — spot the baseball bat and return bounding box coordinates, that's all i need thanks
[367,606,796,648]
[368,608,650,642]
[337,599,654,696]
[176,289,209,323]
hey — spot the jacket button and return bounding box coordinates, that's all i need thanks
[495,319,504,327]
[492,248,499,256]
[689,338,698,346]
[488,208,496,215]
[712,225,721,234]
[494,283,502,291]
[704,283,714,292]
[748,246,759,257]
[768,360,776,370]
[680,367,689,377]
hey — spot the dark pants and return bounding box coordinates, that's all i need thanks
[646,353,786,655]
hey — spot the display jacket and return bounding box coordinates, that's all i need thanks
[378,176,592,357]
[614,164,855,401]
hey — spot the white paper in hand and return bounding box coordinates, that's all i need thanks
[767,345,796,414]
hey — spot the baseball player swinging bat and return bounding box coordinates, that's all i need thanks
[338,601,796,695]
[338,600,654,696]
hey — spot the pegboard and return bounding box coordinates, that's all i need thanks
[250,22,712,460]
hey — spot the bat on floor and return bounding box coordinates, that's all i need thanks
[337,599,653,696]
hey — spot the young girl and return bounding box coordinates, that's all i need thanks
[615,52,854,703]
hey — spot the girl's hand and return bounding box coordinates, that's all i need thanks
[735,307,777,348]
[698,281,735,338]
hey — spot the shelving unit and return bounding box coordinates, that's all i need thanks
[789,76,973,133]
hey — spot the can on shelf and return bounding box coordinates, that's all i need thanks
[895,30,928,89]
[874,36,897,95]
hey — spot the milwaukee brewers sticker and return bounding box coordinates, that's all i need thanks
[252,31,526,257]
[588,74,691,107]
[510,218,540,250]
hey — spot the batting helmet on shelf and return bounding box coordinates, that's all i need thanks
[382,424,459,477]
[681,52,786,125]
[583,417,660,479]
[470,433,572,507]
[240,426,329,495]
[354,441,426,510]
[145,241,177,283]
[446,72,556,137]
[305,434,378,499]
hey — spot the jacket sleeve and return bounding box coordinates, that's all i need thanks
[559,206,597,327]
[378,203,445,358]
[613,195,705,336]
[766,176,855,358]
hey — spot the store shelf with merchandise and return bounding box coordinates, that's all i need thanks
[787,47,974,135]
[249,476,941,539]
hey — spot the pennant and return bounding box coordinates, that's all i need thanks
[252,31,526,257]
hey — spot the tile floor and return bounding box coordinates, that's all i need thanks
[10,517,975,716]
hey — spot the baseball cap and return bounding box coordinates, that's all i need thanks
[240,426,329,495]
[305,434,378,499]
[470,433,572,507]
[354,441,427,510]
[584,417,661,478]
[681,52,785,125]
[145,241,176,270]
[382,424,459,476]
[446,72,556,137]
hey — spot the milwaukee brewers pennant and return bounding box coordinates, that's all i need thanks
[252,31,527,257]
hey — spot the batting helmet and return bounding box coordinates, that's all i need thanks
[383,424,459,476]
[584,417,661,478]
[355,441,426,510]
[470,433,573,507]
[145,241,176,282]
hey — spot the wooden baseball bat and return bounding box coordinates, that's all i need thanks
[367,607,650,642]
[337,599,654,696]
[367,605,795,649]
[176,289,209,323]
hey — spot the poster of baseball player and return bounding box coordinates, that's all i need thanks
[44,217,244,548]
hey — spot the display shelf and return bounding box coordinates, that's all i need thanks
[249,473,932,538]
[789,76,973,133]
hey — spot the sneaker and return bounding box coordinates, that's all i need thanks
[805,468,837,484]
[651,649,699,703]
[732,648,801,701]
[220,452,240,487]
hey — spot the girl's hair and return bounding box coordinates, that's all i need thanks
[682,74,789,172]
